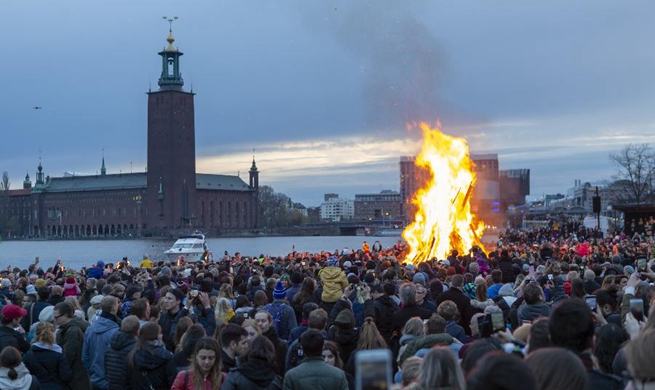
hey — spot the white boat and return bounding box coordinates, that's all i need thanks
[164,232,210,263]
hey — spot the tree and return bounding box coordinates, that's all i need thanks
[609,144,654,204]
[257,185,307,228]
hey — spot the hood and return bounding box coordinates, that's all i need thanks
[92,316,118,335]
[321,267,345,281]
[334,309,356,329]
[237,359,276,387]
[134,342,172,370]
[0,364,32,390]
[110,331,136,351]
[67,316,90,332]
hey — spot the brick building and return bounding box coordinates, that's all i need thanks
[4,29,258,238]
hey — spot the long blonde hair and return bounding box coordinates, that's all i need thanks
[214,297,233,326]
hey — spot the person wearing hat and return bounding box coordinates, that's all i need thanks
[88,261,105,280]
[0,304,30,353]
[263,280,298,340]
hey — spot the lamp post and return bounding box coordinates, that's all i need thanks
[133,194,142,238]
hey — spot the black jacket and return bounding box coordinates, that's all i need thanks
[23,344,73,390]
[392,305,431,336]
[436,287,474,334]
[373,295,398,344]
[105,331,136,390]
[0,324,30,354]
[56,317,90,390]
[222,360,283,390]
[21,301,52,332]
[127,341,177,390]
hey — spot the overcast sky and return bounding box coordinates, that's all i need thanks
[4,1,655,207]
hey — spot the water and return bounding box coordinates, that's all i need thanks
[0,236,403,271]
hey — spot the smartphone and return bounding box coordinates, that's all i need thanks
[547,274,553,281]
[630,299,645,322]
[491,312,505,332]
[585,295,597,310]
[637,258,647,272]
[355,349,392,390]
[529,266,535,278]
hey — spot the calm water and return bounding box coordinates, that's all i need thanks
[0,236,403,270]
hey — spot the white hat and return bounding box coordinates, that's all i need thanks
[26,285,37,295]
[90,295,103,306]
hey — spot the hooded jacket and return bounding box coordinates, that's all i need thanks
[327,310,359,365]
[0,364,40,390]
[82,313,119,389]
[23,342,73,390]
[319,267,349,303]
[56,316,90,390]
[222,359,283,390]
[127,341,177,390]
[105,331,137,390]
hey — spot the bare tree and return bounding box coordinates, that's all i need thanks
[0,171,8,191]
[609,144,655,204]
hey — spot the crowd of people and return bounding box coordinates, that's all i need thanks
[0,221,653,390]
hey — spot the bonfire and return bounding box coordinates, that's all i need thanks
[403,123,485,266]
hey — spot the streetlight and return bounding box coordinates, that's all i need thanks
[133,195,142,238]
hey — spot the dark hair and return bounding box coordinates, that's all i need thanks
[131,298,149,320]
[549,299,594,354]
[220,324,247,347]
[0,347,22,380]
[242,336,276,366]
[322,340,344,369]
[253,290,268,307]
[523,283,542,305]
[461,339,500,374]
[593,324,629,374]
[235,295,251,310]
[528,318,552,353]
[467,352,537,390]
[301,302,319,319]
[300,329,324,357]
[129,323,161,368]
[426,314,446,335]
[54,301,74,318]
[594,288,618,313]
[570,278,585,299]
[491,269,503,284]
[308,308,328,330]
[293,278,316,307]
[526,348,588,390]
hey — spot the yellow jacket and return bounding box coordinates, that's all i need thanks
[319,267,349,303]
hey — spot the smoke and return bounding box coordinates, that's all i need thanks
[294,1,447,128]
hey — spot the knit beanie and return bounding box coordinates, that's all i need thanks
[327,256,339,267]
[273,280,287,300]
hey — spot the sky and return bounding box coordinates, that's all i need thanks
[3,1,655,207]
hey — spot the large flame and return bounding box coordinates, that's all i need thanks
[402,123,485,265]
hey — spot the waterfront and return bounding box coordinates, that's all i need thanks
[0,236,403,270]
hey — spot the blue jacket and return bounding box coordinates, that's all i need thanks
[82,313,119,389]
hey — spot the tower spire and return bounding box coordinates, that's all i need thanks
[101,148,106,176]
[158,16,184,90]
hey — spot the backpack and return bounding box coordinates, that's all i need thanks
[285,338,305,371]
[266,302,287,339]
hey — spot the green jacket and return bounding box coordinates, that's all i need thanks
[283,357,348,390]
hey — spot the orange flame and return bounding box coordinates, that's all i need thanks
[402,123,485,265]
